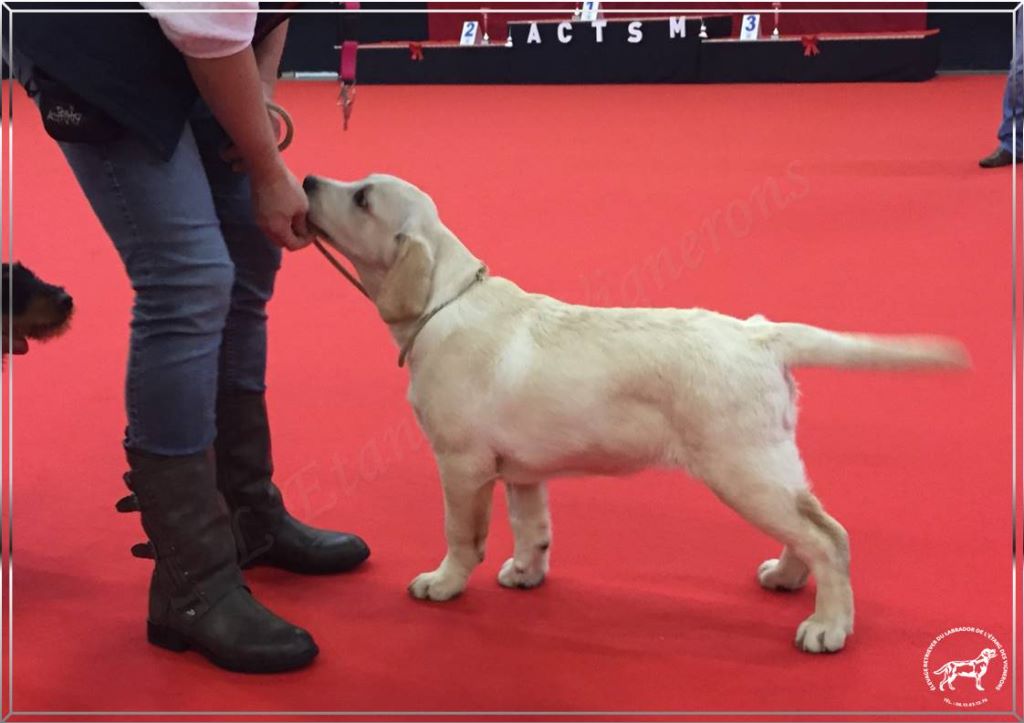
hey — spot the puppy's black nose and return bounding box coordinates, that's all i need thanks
[302,176,319,193]
[58,292,73,313]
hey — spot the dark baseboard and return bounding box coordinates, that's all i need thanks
[699,32,941,83]
[353,20,940,84]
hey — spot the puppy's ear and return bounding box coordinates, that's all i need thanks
[375,233,434,324]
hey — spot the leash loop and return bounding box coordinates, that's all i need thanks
[312,238,370,299]
[263,104,364,298]
[266,101,294,152]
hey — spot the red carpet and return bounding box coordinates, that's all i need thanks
[2,77,1021,719]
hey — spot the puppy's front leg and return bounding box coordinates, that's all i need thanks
[409,454,495,602]
[498,482,551,589]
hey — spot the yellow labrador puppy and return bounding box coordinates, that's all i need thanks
[305,173,967,654]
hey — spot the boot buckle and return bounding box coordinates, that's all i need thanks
[115,493,140,513]
[130,541,156,559]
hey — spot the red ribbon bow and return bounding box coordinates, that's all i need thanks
[801,35,820,57]
[409,42,424,61]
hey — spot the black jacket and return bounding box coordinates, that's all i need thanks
[10,2,293,160]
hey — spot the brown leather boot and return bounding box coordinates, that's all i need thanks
[215,391,370,574]
[119,447,319,673]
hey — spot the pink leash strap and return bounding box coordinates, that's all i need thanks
[340,7,358,82]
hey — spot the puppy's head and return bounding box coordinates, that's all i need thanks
[1,262,74,344]
[305,174,437,324]
[981,648,998,661]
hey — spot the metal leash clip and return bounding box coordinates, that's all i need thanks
[338,81,356,131]
[336,3,359,132]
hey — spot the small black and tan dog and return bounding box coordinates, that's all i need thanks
[1,262,74,355]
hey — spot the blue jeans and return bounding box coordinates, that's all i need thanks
[998,6,1024,156]
[4,47,285,456]
[5,50,281,456]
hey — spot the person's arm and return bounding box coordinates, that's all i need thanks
[216,19,289,170]
[142,4,309,250]
[186,50,310,251]
[215,19,288,171]
[256,20,289,99]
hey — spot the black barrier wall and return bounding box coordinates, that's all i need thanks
[274,3,1014,74]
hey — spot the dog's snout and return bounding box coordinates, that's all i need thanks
[57,291,73,313]
[302,175,319,194]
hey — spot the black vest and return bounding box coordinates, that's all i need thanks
[11,2,294,160]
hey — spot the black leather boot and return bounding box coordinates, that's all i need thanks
[119,448,319,673]
[215,391,370,574]
[979,146,1015,168]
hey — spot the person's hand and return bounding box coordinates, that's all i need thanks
[250,159,312,251]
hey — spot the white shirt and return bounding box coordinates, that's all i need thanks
[142,2,258,59]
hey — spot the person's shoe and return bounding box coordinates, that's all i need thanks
[119,447,319,673]
[979,147,1016,168]
[215,391,370,574]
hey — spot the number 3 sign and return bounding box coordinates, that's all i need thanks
[739,14,760,40]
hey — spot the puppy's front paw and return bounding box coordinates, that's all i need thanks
[795,614,851,653]
[408,570,465,601]
[757,558,808,591]
[497,556,546,589]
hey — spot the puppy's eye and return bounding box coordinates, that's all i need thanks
[353,186,370,211]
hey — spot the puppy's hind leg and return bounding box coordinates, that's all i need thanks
[409,452,496,602]
[758,546,809,591]
[704,443,853,653]
[498,482,551,590]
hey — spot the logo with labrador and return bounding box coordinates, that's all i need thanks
[923,627,1007,708]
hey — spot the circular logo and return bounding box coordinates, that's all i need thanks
[922,627,1008,708]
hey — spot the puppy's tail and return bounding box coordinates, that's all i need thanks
[757,322,970,371]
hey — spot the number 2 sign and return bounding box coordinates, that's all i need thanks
[460,20,481,45]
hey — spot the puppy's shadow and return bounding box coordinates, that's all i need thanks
[466,570,806,665]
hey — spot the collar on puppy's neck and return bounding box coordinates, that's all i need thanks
[398,264,488,368]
